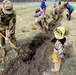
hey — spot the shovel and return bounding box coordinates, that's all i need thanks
[0,32,17,49]
[0,32,27,60]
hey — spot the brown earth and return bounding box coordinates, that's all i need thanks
[1,8,65,75]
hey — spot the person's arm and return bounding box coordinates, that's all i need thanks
[7,13,16,39]
[66,4,70,11]
[56,41,64,60]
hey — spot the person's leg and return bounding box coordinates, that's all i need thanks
[68,10,74,20]
[55,62,61,71]
[35,18,38,25]
[38,21,43,29]
[44,18,48,25]
[68,13,71,20]
[35,17,43,29]
[51,61,61,72]
[8,23,18,57]
[42,9,46,17]
[0,26,6,58]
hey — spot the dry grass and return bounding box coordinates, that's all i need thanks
[60,3,76,74]
[15,2,76,56]
[15,2,53,44]
[61,2,76,56]
[14,2,76,74]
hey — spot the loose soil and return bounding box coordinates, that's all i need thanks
[1,8,69,75]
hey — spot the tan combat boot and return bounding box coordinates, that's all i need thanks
[12,48,18,57]
[51,68,58,72]
[2,48,6,58]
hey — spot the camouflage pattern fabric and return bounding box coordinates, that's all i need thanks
[0,10,16,48]
[54,40,65,60]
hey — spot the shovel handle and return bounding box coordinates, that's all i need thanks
[0,33,17,49]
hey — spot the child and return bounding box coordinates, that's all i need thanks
[40,0,49,31]
[40,0,47,17]
[34,9,43,29]
[64,2,74,20]
[51,26,67,72]
[34,9,42,18]
[34,9,49,32]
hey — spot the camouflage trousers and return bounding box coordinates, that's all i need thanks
[35,16,48,29]
[0,25,16,49]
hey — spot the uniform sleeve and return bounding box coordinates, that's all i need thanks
[55,40,64,60]
[0,10,1,24]
[8,13,16,38]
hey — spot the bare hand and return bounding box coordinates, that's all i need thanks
[5,37,9,41]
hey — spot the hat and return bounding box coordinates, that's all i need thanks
[2,0,14,14]
[54,26,65,38]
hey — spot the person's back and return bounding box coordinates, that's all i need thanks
[66,4,74,11]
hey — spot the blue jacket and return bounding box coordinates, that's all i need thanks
[66,4,74,12]
[40,1,46,9]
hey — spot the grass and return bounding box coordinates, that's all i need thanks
[15,2,53,43]
[60,2,76,74]
[11,2,76,75]
[15,2,76,57]
[61,2,76,56]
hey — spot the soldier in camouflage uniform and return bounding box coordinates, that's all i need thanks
[51,26,67,72]
[0,0,18,58]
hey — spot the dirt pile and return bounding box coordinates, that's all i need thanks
[2,6,64,75]
[2,33,53,75]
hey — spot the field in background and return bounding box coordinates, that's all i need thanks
[15,2,53,45]
[13,2,41,10]
[61,2,76,56]
[58,2,76,74]
[15,2,76,56]
[0,2,76,74]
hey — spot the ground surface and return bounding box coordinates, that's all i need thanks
[0,2,76,75]
[2,3,64,75]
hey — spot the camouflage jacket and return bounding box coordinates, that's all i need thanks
[0,9,16,38]
[0,9,16,26]
[54,39,67,60]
